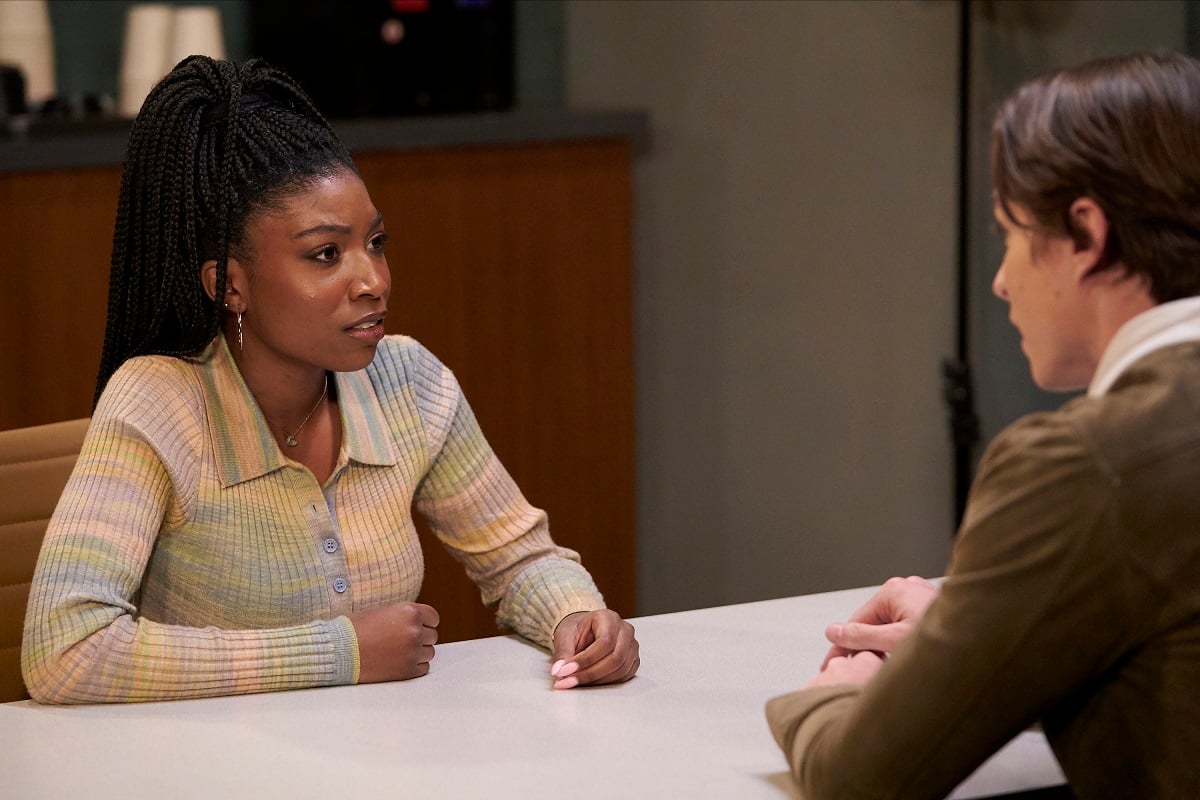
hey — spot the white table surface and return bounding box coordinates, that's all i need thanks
[0,585,1065,799]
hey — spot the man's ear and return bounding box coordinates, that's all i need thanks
[1068,196,1110,280]
[200,258,246,311]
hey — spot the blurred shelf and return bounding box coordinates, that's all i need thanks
[0,108,650,173]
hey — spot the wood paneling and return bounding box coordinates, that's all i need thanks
[0,168,119,428]
[0,140,636,642]
[357,141,636,640]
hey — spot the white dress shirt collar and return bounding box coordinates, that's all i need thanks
[1089,295,1200,397]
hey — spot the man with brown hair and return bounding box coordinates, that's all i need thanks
[767,52,1200,799]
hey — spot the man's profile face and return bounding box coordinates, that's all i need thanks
[991,202,1095,393]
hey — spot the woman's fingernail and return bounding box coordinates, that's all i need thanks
[554,676,579,690]
[828,624,843,640]
[557,661,579,677]
[551,659,565,676]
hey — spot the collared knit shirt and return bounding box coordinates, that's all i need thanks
[22,334,604,704]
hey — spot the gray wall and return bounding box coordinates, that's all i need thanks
[565,0,961,614]
[565,0,1189,616]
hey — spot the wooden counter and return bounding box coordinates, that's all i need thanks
[0,110,646,642]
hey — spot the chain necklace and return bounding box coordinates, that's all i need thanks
[276,375,328,447]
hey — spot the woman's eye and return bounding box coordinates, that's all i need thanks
[368,232,389,253]
[312,245,339,263]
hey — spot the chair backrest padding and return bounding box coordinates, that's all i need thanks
[0,418,90,703]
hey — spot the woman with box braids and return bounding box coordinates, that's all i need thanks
[24,56,638,704]
[95,55,354,404]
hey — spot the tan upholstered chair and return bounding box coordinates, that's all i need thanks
[0,418,90,703]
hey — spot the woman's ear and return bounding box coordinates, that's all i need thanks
[200,258,247,311]
[200,259,221,301]
[1068,197,1110,279]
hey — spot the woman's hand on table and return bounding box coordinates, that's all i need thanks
[550,610,640,689]
[820,575,940,667]
[350,602,440,683]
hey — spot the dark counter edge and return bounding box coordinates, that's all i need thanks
[0,108,652,174]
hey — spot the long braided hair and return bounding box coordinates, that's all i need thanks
[94,56,356,406]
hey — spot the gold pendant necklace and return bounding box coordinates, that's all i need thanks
[279,375,328,447]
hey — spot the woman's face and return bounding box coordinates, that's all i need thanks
[991,201,1095,392]
[231,167,390,377]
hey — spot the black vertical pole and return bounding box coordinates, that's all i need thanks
[942,0,980,531]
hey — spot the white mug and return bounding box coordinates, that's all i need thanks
[118,3,174,117]
[0,0,56,105]
[166,6,226,69]
[118,4,226,118]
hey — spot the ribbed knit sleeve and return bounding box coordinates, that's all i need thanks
[403,343,605,648]
[21,358,359,704]
[23,333,610,704]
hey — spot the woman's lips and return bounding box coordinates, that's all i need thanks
[345,317,385,343]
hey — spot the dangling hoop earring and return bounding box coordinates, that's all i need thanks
[224,302,244,352]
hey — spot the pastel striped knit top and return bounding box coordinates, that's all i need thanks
[22,334,604,704]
